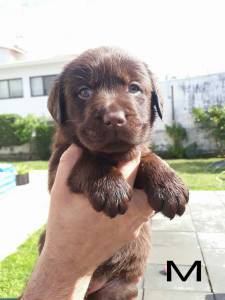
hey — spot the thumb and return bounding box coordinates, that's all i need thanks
[52,144,82,191]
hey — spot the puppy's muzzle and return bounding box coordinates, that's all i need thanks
[103,111,126,127]
[94,107,127,128]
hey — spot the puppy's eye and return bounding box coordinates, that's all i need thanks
[128,83,142,94]
[78,87,93,99]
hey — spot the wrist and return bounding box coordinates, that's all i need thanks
[22,247,93,300]
[43,242,97,277]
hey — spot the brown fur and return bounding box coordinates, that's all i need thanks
[39,47,189,299]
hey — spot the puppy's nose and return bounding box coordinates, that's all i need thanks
[103,111,126,127]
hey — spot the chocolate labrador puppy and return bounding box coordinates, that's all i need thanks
[39,47,189,299]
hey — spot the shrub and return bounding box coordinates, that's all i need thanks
[35,119,55,160]
[0,114,55,160]
[193,106,225,156]
[0,114,39,147]
[0,114,23,147]
[16,165,29,175]
[165,123,187,158]
[14,114,40,145]
[166,144,185,159]
[166,123,187,146]
[184,142,199,159]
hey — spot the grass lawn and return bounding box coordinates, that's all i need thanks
[167,158,225,190]
[0,228,42,298]
[1,157,225,190]
[0,160,48,170]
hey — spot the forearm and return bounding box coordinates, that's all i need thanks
[22,248,92,300]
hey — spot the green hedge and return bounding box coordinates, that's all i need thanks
[165,123,187,158]
[35,120,55,160]
[0,114,23,147]
[0,114,39,147]
[193,105,225,156]
[0,114,54,160]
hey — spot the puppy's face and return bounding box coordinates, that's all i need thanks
[48,47,162,153]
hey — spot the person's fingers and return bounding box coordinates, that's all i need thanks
[118,151,141,186]
[53,144,82,190]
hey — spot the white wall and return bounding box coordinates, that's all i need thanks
[161,73,225,128]
[152,73,225,151]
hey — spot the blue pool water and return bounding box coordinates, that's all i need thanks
[0,164,16,197]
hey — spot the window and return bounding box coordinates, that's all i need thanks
[0,78,23,99]
[30,75,57,97]
[0,81,8,99]
[30,77,43,96]
[44,75,56,95]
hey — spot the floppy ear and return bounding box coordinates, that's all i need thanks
[149,72,163,120]
[144,64,163,121]
[47,75,66,124]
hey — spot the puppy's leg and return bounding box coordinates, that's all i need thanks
[135,152,189,219]
[68,153,132,217]
[86,279,138,300]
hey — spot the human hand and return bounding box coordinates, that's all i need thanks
[22,144,154,300]
[44,145,154,274]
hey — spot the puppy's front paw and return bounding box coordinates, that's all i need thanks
[136,153,189,219]
[67,158,132,218]
[146,173,189,219]
[89,175,132,218]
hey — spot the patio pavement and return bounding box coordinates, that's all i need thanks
[0,171,225,299]
[139,190,225,300]
[0,171,49,261]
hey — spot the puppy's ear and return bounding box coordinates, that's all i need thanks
[144,64,163,120]
[48,75,66,124]
[150,72,163,120]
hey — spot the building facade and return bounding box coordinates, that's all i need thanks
[0,54,76,117]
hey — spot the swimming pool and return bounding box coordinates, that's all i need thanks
[0,164,16,197]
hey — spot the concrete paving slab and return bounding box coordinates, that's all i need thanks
[0,171,49,261]
[189,191,222,206]
[152,214,195,232]
[198,233,225,249]
[219,198,225,206]
[202,249,225,267]
[189,195,225,223]
[191,208,225,223]
[215,294,225,300]
[152,231,199,248]
[149,245,204,266]
[193,219,225,233]
[206,265,225,293]
[144,264,211,292]
[204,295,216,300]
[215,191,225,199]
[218,198,225,207]
[144,290,215,300]
[202,248,225,292]
[190,193,225,218]
[215,193,225,201]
